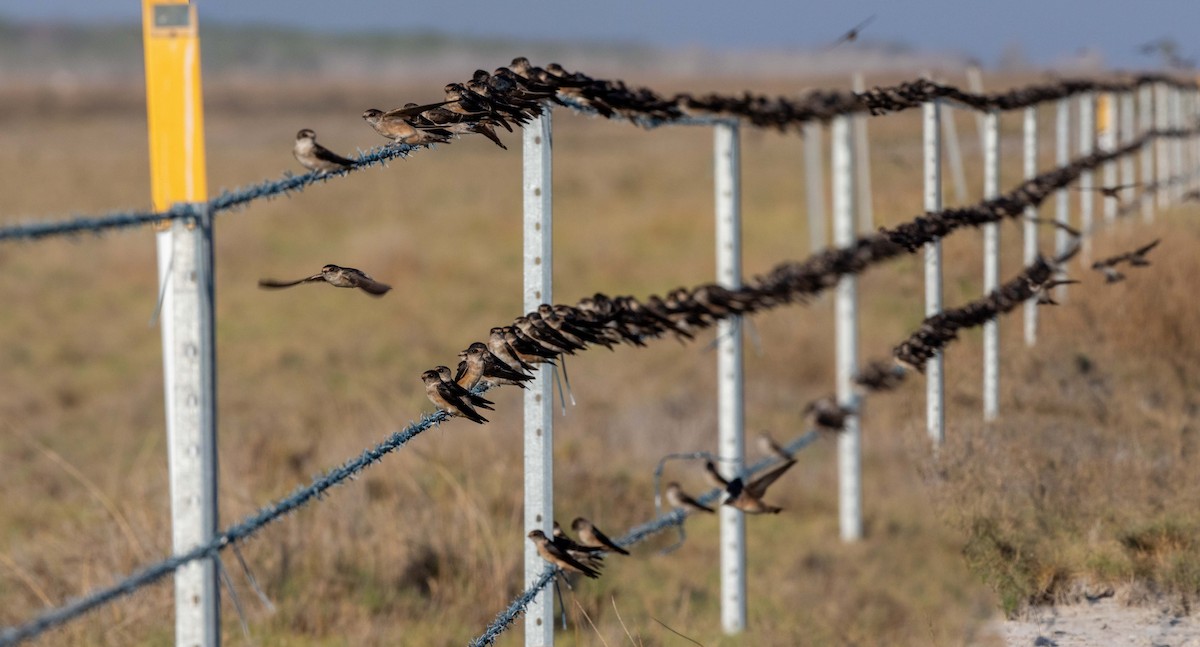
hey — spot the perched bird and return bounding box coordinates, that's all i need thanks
[571,517,630,556]
[664,482,715,514]
[528,530,601,579]
[804,396,851,432]
[419,104,509,149]
[361,100,457,145]
[421,369,488,424]
[757,432,792,461]
[433,365,495,411]
[825,15,876,51]
[552,522,606,570]
[705,459,797,514]
[258,264,391,296]
[457,342,534,390]
[488,327,537,373]
[292,129,354,174]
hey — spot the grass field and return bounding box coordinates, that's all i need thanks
[1,72,1199,646]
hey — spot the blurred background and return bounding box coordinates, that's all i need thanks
[2,2,1200,645]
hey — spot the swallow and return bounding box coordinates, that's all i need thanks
[434,365,495,411]
[458,342,535,389]
[705,459,796,514]
[258,264,391,296]
[514,315,582,354]
[664,482,715,514]
[361,101,457,145]
[825,15,876,51]
[421,369,488,424]
[1034,279,1081,304]
[488,327,538,373]
[1091,239,1160,281]
[804,396,851,432]
[292,129,354,174]
[757,432,793,461]
[1071,183,1141,199]
[552,521,606,570]
[419,105,509,149]
[527,530,601,579]
[571,517,630,556]
[503,327,561,365]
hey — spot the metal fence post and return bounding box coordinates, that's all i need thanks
[923,100,945,445]
[1023,107,1038,347]
[852,73,874,232]
[982,111,1000,422]
[1100,93,1118,223]
[714,121,746,635]
[1078,93,1095,264]
[1120,91,1136,216]
[1157,83,1170,209]
[1140,84,1156,221]
[523,109,554,647]
[832,115,862,540]
[803,122,827,252]
[941,99,969,204]
[1172,87,1185,201]
[1055,99,1072,299]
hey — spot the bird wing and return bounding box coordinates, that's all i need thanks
[257,274,323,289]
[343,269,392,296]
[313,144,355,167]
[745,459,797,498]
[1135,238,1161,256]
[703,461,730,487]
[590,527,630,555]
[382,99,457,119]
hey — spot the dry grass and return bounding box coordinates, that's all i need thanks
[0,72,1197,646]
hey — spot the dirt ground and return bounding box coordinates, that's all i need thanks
[986,599,1200,647]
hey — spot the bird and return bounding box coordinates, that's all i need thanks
[664,482,715,514]
[1181,189,1200,202]
[433,365,494,411]
[825,15,876,51]
[257,264,391,296]
[457,342,534,390]
[1091,239,1160,284]
[488,327,538,373]
[528,530,601,579]
[552,522,606,570]
[705,459,797,514]
[804,396,851,432]
[292,129,355,174]
[1071,183,1140,199]
[361,101,457,145]
[571,517,630,556]
[1034,279,1081,304]
[757,432,792,461]
[421,369,488,424]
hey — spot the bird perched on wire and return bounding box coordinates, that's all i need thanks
[420,369,489,424]
[552,522,606,570]
[664,482,715,514]
[824,15,876,51]
[455,342,535,390]
[705,459,797,514]
[571,517,630,556]
[292,129,355,174]
[527,530,601,579]
[434,365,495,412]
[361,100,457,145]
[258,264,391,296]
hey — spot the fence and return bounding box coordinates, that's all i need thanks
[1,56,1199,647]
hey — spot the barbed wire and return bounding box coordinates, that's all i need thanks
[2,120,1194,647]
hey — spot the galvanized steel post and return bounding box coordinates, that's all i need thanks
[522,110,554,647]
[982,111,1000,422]
[923,100,945,445]
[803,122,827,252]
[832,115,862,540]
[941,99,969,204]
[1120,92,1136,216]
[1140,84,1156,221]
[1078,93,1095,263]
[1157,83,1170,209]
[852,73,874,232]
[1055,99,1072,299]
[1171,87,1185,201]
[1100,93,1118,223]
[714,121,746,634]
[1023,107,1038,347]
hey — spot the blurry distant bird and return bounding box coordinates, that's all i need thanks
[528,530,601,579]
[705,459,797,514]
[571,517,630,556]
[664,482,715,514]
[1071,183,1140,199]
[421,369,489,424]
[756,432,793,461]
[1034,279,1080,305]
[825,15,876,51]
[292,129,354,174]
[1182,189,1200,202]
[1091,239,1160,283]
[804,396,851,432]
[258,264,391,296]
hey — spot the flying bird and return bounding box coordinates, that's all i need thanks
[421,369,489,424]
[571,517,630,556]
[705,459,797,514]
[825,15,876,51]
[258,264,391,296]
[1091,239,1160,284]
[1071,183,1141,199]
[528,530,601,579]
[292,129,354,174]
[664,482,715,514]
[757,432,793,461]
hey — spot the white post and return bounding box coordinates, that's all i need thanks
[802,122,827,252]
[165,208,220,647]
[832,115,862,541]
[1120,92,1136,216]
[852,73,874,232]
[982,111,1000,422]
[1023,107,1038,347]
[923,100,945,445]
[1100,93,1118,223]
[1078,93,1095,264]
[1172,87,1185,201]
[713,121,746,634]
[941,101,970,204]
[1157,83,1170,209]
[523,109,554,647]
[1140,84,1156,222]
[967,66,988,152]
[1055,99,1072,300]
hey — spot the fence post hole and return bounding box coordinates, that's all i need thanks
[1078,93,1095,264]
[802,122,828,252]
[852,73,874,232]
[1100,93,1118,223]
[831,115,862,541]
[1055,98,1072,300]
[523,109,555,647]
[1023,106,1038,347]
[1156,83,1170,210]
[714,121,747,634]
[1140,83,1156,222]
[923,100,945,445]
[982,111,1000,422]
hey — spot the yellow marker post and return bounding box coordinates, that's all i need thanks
[142,3,219,646]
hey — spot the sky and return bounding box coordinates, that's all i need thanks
[1,0,1196,70]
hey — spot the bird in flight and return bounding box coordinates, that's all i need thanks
[258,264,391,296]
[705,459,797,514]
[825,15,876,51]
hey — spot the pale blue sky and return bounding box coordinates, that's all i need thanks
[1,0,1195,69]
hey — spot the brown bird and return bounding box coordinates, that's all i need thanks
[1034,279,1081,304]
[1071,183,1141,199]
[421,369,488,424]
[457,342,535,390]
[571,517,630,556]
[528,530,601,579]
[292,129,354,174]
[361,100,457,145]
[804,396,851,432]
[1091,239,1160,284]
[434,365,494,411]
[258,264,391,296]
[664,482,715,514]
[488,327,538,373]
[552,522,606,570]
[825,15,876,51]
[705,459,797,514]
[756,432,792,461]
